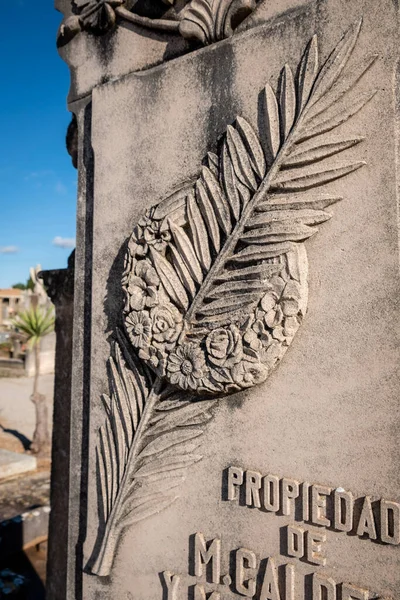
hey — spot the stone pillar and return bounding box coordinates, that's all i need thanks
[51,2,400,599]
[41,252,74,600]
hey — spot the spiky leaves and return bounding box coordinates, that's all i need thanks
[91,335,216,576]
[147,20,375,333]
[12,307,55,349]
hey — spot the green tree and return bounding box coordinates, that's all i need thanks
[13,307,55,455]
[11,277,34,291]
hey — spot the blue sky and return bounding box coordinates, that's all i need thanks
[0,3,76,288]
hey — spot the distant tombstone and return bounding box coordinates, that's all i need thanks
[30,265,51,308]
[50,1,400,599]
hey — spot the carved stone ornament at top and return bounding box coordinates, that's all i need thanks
[89,21,377,577]
[59,0,257,45]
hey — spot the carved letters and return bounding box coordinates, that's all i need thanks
[227,466,400,546]
[163,531,389,598]
[89,22,376,577]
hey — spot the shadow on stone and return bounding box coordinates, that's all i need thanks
[0,424,31,451]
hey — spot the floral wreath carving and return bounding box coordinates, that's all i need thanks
[89,21,376,577]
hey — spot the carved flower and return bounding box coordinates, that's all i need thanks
[167,343,206,390]
[282,315,300,340]
[261,278,301,328]
[127,261,159,311]
[232,360,268,389]
[138,345,167,377]
[137,212,171,254]
[206,325,243,368]
[263,340,284,368]
[127,226,149,259]
[125,311,152,349]
[151,303,183,351]
[74,0,124,35]
[243,318,271,351]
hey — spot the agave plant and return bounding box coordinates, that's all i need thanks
[13,307,55,455]
[89,20,376,576]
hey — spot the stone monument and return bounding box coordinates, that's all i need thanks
[50,0,400,598]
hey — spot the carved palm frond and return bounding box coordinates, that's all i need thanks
[91,332,216,576]
[151,20,376,331]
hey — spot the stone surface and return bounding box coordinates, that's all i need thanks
[41,258,74,600]
[0,450,36,481]
[50,0,400,599]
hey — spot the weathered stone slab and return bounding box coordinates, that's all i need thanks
[51,0,400,598]
[0,451,36,481]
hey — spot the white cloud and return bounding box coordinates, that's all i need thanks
[52,236,75,249]
[24,170,53,180]
[55,181,67,194]
[0,246,19,254]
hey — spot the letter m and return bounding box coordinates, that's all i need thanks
[194,533,221,584]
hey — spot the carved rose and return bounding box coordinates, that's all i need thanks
[206,325,243,368]
[125,310,152,349]
[151,303,183,351]
[127,260,159,311]
[167,343,206,390]
[74,0,124,35]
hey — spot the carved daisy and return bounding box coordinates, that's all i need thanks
[125,311,152,349]
[167,343,206,390]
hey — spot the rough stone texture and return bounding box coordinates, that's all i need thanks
[51,0,400,598]
[41,260,74,600]
[0,451,36,480]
